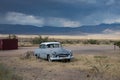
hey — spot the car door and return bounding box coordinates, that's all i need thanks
[40,44,47,59]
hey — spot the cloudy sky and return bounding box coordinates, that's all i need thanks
[0,0,120,27]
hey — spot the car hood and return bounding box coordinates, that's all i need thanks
[49,48,70,54]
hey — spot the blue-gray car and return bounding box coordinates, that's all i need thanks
[34,42,73,62]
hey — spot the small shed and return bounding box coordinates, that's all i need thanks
[0,39,18,50]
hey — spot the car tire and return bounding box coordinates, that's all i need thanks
[36,54,40,59]
[47,55,52,62]
[67,59,71,62]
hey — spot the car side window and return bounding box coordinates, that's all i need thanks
[47,44,54,48]
[40,44,46,49]
[54,44,60,48]
[47,44,61,48]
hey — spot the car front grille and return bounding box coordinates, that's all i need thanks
[57,54,69,57]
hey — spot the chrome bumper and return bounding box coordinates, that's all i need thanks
[50,56,74,60]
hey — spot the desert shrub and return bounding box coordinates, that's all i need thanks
[32,35,49,44]
[87,56,110,80]
[82,40,89,44]
[88,39,100,44]
[0,63,23,80]
[20,51,34,60]
[7,34,17,39]
[65,40,74,44]
[61,39,82,44]
[100,40,111,44]
[94,56,107,59]
[81,39,100,45]
[114,41,120,48]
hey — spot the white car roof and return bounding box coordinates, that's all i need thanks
[41,42,60,45]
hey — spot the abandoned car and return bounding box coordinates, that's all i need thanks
[34,42,73,62]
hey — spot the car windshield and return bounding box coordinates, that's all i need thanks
[47,44,61,48]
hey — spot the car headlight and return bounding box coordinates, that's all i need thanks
[69,51,73,56]
[52,52,57,57]
[70,53,73,56]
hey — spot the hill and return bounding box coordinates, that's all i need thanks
[0,23,120,35]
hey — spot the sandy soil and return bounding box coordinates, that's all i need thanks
[0,45,120,80]
[1,34,120,40]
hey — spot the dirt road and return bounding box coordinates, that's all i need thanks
[0,45,119,56]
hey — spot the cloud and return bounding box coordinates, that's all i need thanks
[53,0,97,4]
[1,11,120,27]
[0,0,120,27]
[103,29,120,35]
[103,29,115,33]
[53,0,117,5]
[106,0,115,5]
[4,12,44,27]
[1,11,120,28]
[104,17,120,24]
[0,12,81,27]
[62,20,81,27]
[80,11,120,25]
[46,18,81,27]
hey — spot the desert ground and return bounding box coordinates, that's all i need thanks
[0,45,120,80]
[1,34,120,40]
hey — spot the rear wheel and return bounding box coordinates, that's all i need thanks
[36,54,40,59]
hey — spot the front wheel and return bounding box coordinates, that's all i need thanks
[67,59,71,62]
[47,55,52,62]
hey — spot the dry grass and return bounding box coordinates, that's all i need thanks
[0,45,120,80]
[0,53,120,80]
[0,63,23,80]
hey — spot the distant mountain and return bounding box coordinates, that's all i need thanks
[0,23,120,35]
[74,23,120,33]
[0,24,74,35]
